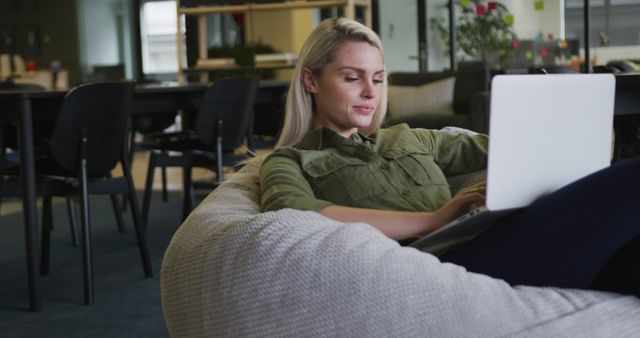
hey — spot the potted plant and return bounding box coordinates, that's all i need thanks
[432,0,516,88]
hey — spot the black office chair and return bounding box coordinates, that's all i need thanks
[129,110,179,204]
[0,83,84,245]
[141,76,258,227]
[4,82,153,305]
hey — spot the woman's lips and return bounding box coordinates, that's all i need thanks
[352,105,374,114]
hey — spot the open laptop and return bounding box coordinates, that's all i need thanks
[409,73,616,252]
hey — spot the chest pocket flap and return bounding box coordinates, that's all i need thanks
[302,153,366,178]
[385,150,447,186]
[301,153,378,204]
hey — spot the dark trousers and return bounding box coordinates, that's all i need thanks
[440,156,640,296]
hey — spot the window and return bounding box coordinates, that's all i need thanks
[140,0,186,74]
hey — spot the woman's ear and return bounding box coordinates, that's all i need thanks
[302,68,318,93]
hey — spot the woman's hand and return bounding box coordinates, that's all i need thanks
[427,181,487,234]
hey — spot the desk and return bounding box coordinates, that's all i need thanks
[0,82,206,311]
[133,82,206,115]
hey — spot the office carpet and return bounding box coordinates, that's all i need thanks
[0,192,190,338]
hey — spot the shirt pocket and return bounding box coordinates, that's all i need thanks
[391,152,448,187]
[302,154,382,204]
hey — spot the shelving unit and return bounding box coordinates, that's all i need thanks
[175,0,372,83]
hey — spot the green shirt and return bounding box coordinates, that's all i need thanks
[260,123,488,213]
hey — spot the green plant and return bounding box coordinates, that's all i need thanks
[432,0,516,66]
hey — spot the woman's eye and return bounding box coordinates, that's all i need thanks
[345,77,359,82]
[373,78,383,84]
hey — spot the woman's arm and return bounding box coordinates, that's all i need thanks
[417,129,489,176]
[260,152,334,212]
[319,188,485,240]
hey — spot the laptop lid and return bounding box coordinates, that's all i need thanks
[486,73,616,210]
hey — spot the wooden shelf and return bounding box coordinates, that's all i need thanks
[184,64,295,73]
[175,0,372,84]
[179,0,371,15]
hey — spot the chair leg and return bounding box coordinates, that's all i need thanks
[161,150,169,202]
[40,196,53,276]
[78,163,94,305]
[120,194,129,212]
[110,193,126,232]
[66,198,79,247]
[182,153,194,220]
[121,149,154,278]
[121,129,137,212]
[216,137,224,185]
[142,152,157,232]
[0,146,4,215]
[0,177,4,215]
[161,165,168,202]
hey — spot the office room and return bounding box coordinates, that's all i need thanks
[1,0,639,336]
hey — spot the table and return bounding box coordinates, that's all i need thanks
[0,82,206,311]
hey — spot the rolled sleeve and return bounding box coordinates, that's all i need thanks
[260,152,335,212]
[420,130,488,176]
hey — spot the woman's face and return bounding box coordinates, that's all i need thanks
[303,41,384,138]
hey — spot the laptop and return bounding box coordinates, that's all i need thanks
[409,73,616,253]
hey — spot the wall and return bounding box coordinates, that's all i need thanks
[503,0,564,40]
[76,0,134,80]
[247,4,315,80]
[0,0,82,85]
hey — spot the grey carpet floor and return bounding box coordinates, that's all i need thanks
[0,192,189,337]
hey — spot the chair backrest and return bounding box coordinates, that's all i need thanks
[196,76,259,150]
[52,81,134,177]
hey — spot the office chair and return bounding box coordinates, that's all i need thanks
[141,76,258,227]
[0,83,85,245]
[3,82,153,305]
[129,110,179,204]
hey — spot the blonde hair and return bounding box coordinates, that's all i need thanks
[276,17,388,148]
[229,18,387,187]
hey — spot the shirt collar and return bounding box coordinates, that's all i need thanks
[296,128,375,150]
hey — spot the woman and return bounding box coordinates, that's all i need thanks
[259,18,640,296]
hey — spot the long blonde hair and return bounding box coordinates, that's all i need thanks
[230,18,388,188]
[276,17,388,148]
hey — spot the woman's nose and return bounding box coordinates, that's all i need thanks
[361,80,376,99]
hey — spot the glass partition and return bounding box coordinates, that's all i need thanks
[425,0,572,73]
[566,0,640,73]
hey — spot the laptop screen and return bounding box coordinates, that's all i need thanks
[486,74,615,210]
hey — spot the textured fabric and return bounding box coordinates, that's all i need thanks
[388,77,456,118]
[260,124,488,213]
[161,165,640,337]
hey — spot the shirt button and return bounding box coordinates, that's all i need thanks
[380,163,390,170]
[402,190,411,197]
